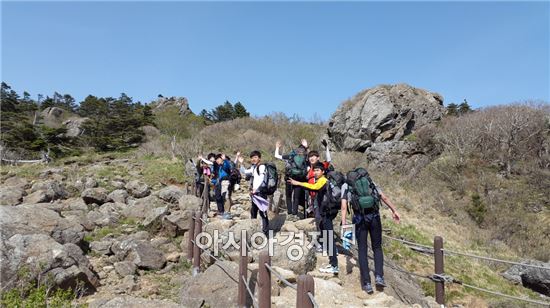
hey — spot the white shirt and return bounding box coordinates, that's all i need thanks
[241,164,266,191]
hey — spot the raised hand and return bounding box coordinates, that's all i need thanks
[301,139,308,148]
[221,153,226,160]
[238,156,244,164]
[276,141,281,149]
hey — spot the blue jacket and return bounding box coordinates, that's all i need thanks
[212,159,231,184]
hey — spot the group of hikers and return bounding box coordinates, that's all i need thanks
[190,139,401,295]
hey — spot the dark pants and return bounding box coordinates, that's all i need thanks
[321,214,338,267]
[214,181,225,214]
[356,212,384,286]
[251,194,269,236]
[286,181,305,216]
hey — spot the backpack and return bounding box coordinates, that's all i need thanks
[257,162,279,196]
[228,160,241,184]
[287,148,308,180]
[346,168,380,213]
[322,171,345,215]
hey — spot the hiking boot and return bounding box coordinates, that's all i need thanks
[375,276,387,288]
[315,245,323,254]
[363,283,374,294]
[222,212,232,220]
[319,265,339,274]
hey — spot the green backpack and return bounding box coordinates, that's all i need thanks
[287,147,308,180]
[346,168,380,213]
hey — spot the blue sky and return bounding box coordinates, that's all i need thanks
[2,1,549,120]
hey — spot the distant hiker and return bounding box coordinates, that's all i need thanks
[289,162,340,274]
[212,153,232,219]
[340,167,401,294]
[225,154,242,214]
[238,150,271,237]
[196,155,213,199]
[275,139,308,221]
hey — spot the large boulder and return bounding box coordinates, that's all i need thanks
[0,186,25,206]
[81,187,109,205]
[161,210,194,237]
[269,233,316,275]
[123,195,168,219]
[327,84,445,152]
[151,96,192,116]
[25,180,67,203]
[125,180,150,198]
[0,204,85,245]
[142,206,169,232]
[178,195,202,212]
[181,260,241,307]
[503,261,550,296]
[111,239,166,270]
[0,233,99,294]
[158,185,185,204]
[107,189,128,204]
[63,117,88,137]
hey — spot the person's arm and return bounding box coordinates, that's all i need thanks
[201,158,213,165]
[379,191,400,223]
[325,144,332,162]
[252,165,266,193]
[274,141,283,160]
[341,199,348,226]
[289,176,327,191]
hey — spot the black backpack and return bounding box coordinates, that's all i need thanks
[257,163,279,196]
[322,171,346,215]
[286,147,308,180]
[228,160,241,184]
[346,168,380,213]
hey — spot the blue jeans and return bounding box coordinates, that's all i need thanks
[354,212,383,286]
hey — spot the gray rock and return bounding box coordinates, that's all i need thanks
[90,240,113,255]
[0,204,84,245]
[84,177,98,189]
[88,295,180,308]
[38,167,65,179]
[178,194,202,212]
[125,180,150,198]
[269,233,316,275]
[23,190,49,204]
[28,180,67,202]
[113,261,137,277]
[158,185,185,204]
[2,176,29,189]
[107,189,128,204]
[123,195,167,219]
[81,188,109,205]
[151,96,191,116]
[503,260,550,296]
[161,210,193,237]
[181,260,240,307]
[0,186,24,206]
[0,234,99,294]
[328,84,445,152]
[62,117,88,137]
[112,239,165,270]
[142,206,169,232]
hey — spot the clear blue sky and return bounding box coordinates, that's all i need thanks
[2,1,549,120]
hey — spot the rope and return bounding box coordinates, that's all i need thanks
[459,282,550,307]
[264,263,297,290]
[307,291,320,308]
[241,275,259,308]
[381,234,550,271]
[382,234,434,251]
[442,249,550,271]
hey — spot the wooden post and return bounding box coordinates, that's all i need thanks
[296,274,315,308]
[258,251,271,308]
[192,211,203,276]
[238,243,248,307]
[202,179,210,215]
[186,212,196,261]
[434,236,445,306]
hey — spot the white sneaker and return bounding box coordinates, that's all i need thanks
[319,265,339,274]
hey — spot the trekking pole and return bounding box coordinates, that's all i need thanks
[296,274,315,308]
[434,236,445,306]
[258,251,271,308]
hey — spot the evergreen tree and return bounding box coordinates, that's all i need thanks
[458,99,472,115]
[234,102,250,118]
[447,103,458,116]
